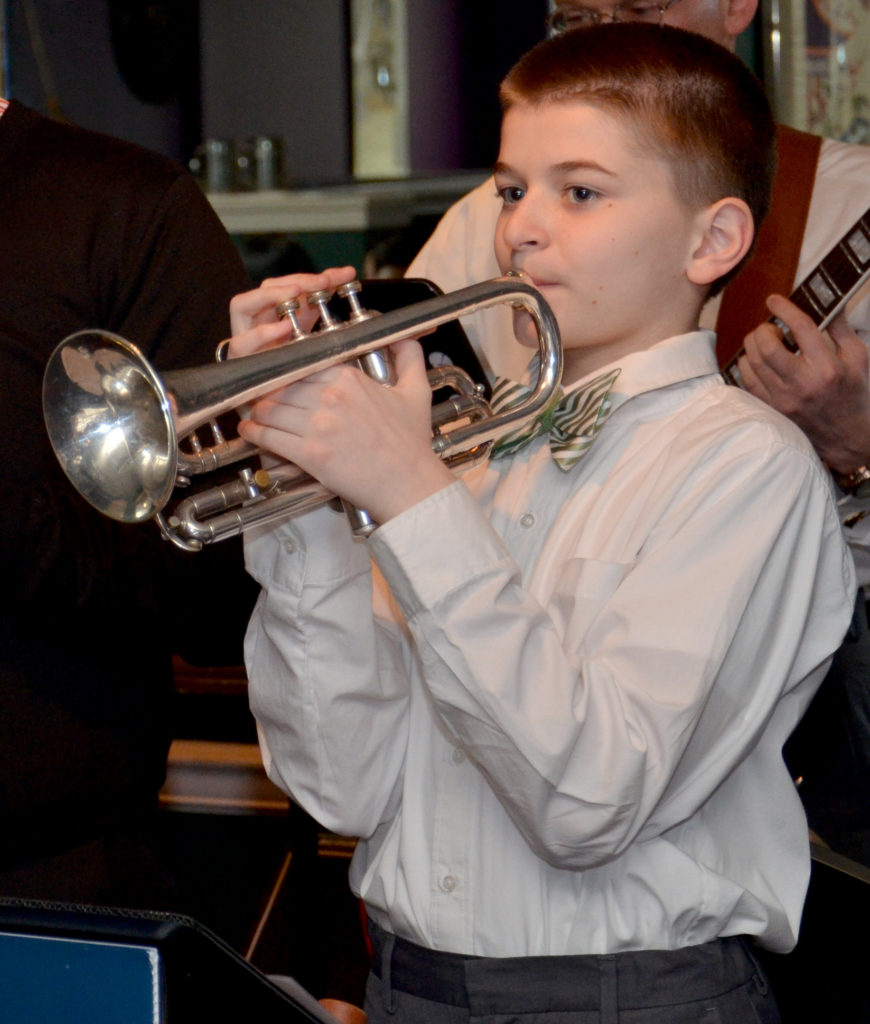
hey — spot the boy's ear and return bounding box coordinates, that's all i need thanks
[722,0,758,38]
[687,198,754,287]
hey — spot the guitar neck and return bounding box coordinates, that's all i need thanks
[722,207,870,386]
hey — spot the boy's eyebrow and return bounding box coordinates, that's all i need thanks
[492,160,617,178]
[553,160,616,177]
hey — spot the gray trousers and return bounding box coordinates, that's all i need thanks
[364,922,780,1024]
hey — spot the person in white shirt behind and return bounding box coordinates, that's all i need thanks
[227,25,853,1023]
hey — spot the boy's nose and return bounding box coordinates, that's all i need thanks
[501,198,548,251]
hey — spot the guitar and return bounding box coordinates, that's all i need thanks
[722,206,870,387]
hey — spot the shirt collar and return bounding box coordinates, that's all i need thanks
[565,330,718,414]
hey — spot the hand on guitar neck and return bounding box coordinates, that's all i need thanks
[734,294,870,479]
[722,207,870,483]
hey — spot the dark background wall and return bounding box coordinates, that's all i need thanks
[407,2,547,172]
[3,0,546,182]
[4,0,202,162]
[198,0,351,185]
[3,0,351,181]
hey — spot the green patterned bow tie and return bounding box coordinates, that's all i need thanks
[489,367,621,471]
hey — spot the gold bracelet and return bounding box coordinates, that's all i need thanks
[833,465,870,497]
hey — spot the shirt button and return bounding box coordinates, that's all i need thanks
[283,540,296,554]
[440,874,458,893]
[519,512,536,529]
[451,748,466,765]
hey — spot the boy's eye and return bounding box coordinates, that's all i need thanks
[568,186,597,203]
[497,185,526,205]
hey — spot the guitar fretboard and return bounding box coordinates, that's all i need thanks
[722,207,870,386]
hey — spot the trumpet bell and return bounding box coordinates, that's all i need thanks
[42,329,178,522]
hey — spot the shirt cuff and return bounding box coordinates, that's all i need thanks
[369,480,513,618]
[244,501,369,592]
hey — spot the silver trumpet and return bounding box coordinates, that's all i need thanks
[42,276,562,550]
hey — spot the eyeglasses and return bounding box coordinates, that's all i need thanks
[547,0,685,31]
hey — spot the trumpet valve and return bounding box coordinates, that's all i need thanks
[237,466,276,502]
[275,297,298,318]
[208,418,227,446]
[337,280,373,323]
[308,289,340,331]
[186,431,204,454]
[239,467,263,501]
[276,297,306,339]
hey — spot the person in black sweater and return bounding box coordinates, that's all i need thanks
[0,99,259,908]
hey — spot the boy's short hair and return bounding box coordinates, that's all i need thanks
[500,24,776,294]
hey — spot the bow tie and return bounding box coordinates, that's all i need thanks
[488,367,621,470]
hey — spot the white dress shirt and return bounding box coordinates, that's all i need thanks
[244,331,854,959]
[408,138,870,580]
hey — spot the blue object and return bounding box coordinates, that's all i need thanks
[0,931,161,1023]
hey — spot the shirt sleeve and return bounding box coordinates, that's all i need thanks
[243,506,415,837]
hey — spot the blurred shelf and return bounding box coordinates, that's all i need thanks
[207,172,488,235]
[160,738,290,816]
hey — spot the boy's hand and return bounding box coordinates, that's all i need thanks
[222,267,359,473]
[736,293,870,476]
[238,336,455,524]
[228,266,358,353]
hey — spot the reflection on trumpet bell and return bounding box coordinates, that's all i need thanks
[43,329,178,524]
[42,276,562,550]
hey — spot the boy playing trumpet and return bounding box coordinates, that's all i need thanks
[229,26,853,1023]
